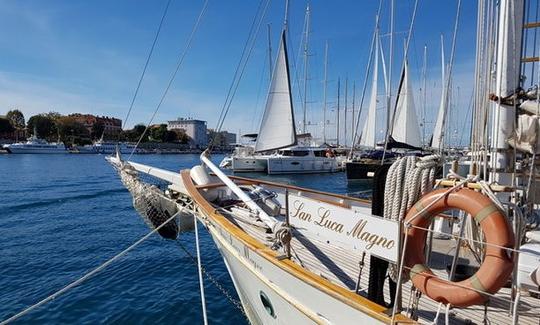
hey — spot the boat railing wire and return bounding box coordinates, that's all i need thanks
[127,0,209,160]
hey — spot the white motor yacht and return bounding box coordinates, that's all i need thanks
[3,136,66,154]
[265,146,340,174]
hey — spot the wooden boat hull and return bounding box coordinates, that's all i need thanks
[182,171,410,324]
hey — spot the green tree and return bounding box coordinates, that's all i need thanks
[91,120,105,140]
[27,114,57,140]
[173,129,190,144]
[0,118,14,134]
[6,109,25,129]
[150,124,168,142]
[164,130,177,142]
[128,123,148,142]
[43,111,63,121]
[56,116,89,145]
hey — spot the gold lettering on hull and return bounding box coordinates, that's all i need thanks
[290,199,395,252]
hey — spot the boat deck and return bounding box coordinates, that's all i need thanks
[222,211,540,325]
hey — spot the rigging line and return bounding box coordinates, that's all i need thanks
[249,47,270,132]
[194,216,208,325]
[0,210,181,325]
[460,90,475,147]
[381,0,419,163]
[122,0,172,132]
[288,6,307,113]
[212,0,266,136]
[209,0,269,151]
[349,0,383,155]
[211,0,271,149]
[128,0,209,160]
[434,0,461,153]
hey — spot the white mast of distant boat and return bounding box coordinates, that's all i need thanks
[301,4,311,135]
[322,41,329,144]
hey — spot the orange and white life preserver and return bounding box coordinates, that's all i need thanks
[404,188,514,307]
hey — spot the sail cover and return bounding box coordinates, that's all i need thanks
[391,62,422,148]
[255,31,296,152]
[359,35,379,148]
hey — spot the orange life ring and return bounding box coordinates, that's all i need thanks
[404,188,514,307]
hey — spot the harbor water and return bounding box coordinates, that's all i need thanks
[0,154,370,324]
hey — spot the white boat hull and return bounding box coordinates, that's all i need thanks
[266,157,339,174]
[232,157,268,172]
[4,146,66,154]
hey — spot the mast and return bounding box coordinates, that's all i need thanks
[323,41,329,144]
[337,78,341,146]
[267,24,273,80]
[385,0,395,148]
[421,44,427,146]
[490,0,524,185]
[302,4,311,134]
[344,77,348,147]
[351,81,356,145]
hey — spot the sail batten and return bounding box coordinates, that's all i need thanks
[255,31,296,152]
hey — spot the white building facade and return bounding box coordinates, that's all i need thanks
[167,118,207,147]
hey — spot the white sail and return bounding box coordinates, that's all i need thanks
[391,62,422,147]
[431,36,446,149]
[255,31,296,152]
[359,35,379,148]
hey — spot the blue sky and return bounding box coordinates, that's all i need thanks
[0,0,477,145]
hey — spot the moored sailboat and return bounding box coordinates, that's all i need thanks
[105,1,540,324]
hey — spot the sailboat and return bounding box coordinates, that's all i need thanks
[386,61,422,150]
[345,28,395,180]
[224,7,341,175]
[106,1,540,324]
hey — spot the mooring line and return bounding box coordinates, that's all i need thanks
[0,212,180,325]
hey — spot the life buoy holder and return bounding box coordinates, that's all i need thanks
[404,188,514,307]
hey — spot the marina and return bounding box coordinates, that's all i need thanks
[2,0,540,324]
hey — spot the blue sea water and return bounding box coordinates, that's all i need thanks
[0,154,370,324]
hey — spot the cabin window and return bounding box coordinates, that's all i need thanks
[280,150,293,156]
[259,291,276,318]
[314,150,325,157]
[292,150,309,157]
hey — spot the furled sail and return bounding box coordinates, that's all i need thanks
[255,31,296,152]
[431,38,447,149]
[359,34,379,148]
[391,62,422,148]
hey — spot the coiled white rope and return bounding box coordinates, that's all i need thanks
[0,211,182,325]
[384,155,439,282]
